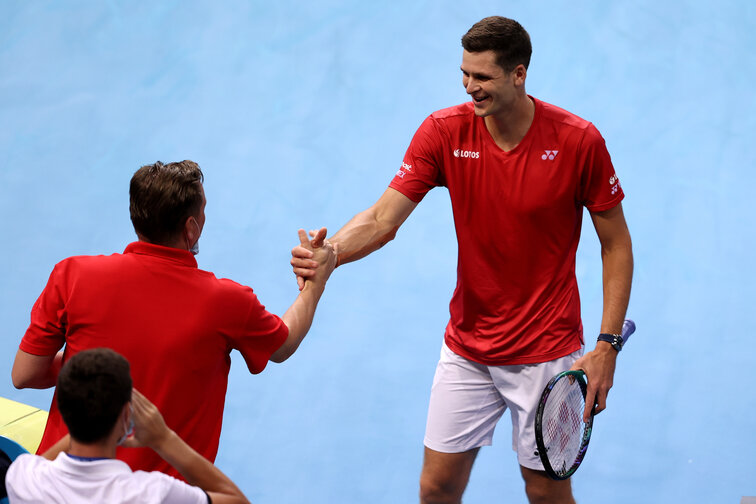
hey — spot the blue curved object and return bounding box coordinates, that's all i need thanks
[0,436,28,461]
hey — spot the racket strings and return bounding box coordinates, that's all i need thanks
[541,377,586,475]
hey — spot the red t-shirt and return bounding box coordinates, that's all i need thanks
[20,242,288,476]
[389,97,623,365]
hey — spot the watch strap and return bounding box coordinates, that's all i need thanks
[597,333,623,352]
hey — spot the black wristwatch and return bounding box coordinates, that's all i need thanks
[597,333,624,352]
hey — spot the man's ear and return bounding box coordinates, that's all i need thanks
[513,64,527,86]
[122,402,131,427]
[183,216,200,247]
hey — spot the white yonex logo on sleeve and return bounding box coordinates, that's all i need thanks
[541,150,559,160]
[453,149,480,159]
[609,173,620,194]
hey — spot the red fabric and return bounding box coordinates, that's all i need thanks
[389,97,623,365]
[20,241,288,477]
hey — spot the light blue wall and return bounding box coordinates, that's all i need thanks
[1,1,754,502]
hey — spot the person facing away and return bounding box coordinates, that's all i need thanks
[291,16,633,504]
[12,160,337,477]
[6,347,250,503]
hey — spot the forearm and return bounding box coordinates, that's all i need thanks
[329,188,417,267]
[599,241,634,335]
[152,430,248,503]
[329,208,401,267]
[273,281,326,362]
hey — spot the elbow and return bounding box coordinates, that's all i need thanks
[12,372,29,390]
[269,344,293,364]
[379,225,401,248]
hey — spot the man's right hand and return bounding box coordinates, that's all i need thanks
[292,227,333,291]
[123,388,172,451]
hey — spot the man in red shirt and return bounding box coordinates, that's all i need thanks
[291,16,633,504]
[12,160,336,478]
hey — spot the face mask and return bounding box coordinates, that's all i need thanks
[188,218,200,255]
[117,409,135,446]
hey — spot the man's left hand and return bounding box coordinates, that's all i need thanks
[570,342,618,422]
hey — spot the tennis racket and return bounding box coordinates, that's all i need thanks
[534,319,636,480]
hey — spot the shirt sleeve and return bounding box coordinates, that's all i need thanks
[19,262,69,356]
[225,286,289,374]
[389,115,446,202]
[577,123,625,212]
[139,471,210,504]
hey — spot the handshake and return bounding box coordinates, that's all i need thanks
[291,227,339,291]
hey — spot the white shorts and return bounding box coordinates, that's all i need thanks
[424,342,582,470]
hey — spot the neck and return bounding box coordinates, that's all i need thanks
[484,93,535,151]
[68,439,117,459]
[137,234,189,252]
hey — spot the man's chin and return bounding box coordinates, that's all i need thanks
[472,105,489,117]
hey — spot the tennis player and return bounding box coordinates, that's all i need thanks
[291,16,633,504]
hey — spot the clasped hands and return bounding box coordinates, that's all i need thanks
[291,227,337,290]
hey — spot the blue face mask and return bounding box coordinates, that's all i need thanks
[188,218,201,255]
[117,410,135,446]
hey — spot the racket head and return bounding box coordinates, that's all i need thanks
[534,370,593,480]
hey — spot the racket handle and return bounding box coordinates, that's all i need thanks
[621,319,636,345]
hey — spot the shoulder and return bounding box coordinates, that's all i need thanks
[534,97,606,147]
[429,102,475,121]
[51,251,125,275]
[412,102,475,144]
[6,454,48,490]
[7,453,43,473]
[535,98,593,130]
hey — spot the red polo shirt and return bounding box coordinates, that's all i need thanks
[20,241,288,476]
[390,98,623,365]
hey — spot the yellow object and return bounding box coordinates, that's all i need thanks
[0,397,48,453]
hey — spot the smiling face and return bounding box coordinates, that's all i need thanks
[461,49,526,118]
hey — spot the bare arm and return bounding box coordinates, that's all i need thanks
[291,188,419,287]
[271,229,338,363]
[572,202,634,421]
[128,389,249,504]
[11,349,64,389]
[41,434,70,460]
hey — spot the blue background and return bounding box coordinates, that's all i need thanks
[1,1,754,503]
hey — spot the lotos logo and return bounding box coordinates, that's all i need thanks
[453,148,480,159]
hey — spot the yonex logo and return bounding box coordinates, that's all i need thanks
[609,173,620,194]
[402,162,413,172]
[541,150,559,160]
[453,149,480,159]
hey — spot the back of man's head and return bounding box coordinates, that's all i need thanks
[57,348,132,444]
[461,16,532,72]
[129,160,205,245]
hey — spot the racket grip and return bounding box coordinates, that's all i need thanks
[621,319,636,345]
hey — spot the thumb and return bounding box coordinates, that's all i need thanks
[310,227,328,248]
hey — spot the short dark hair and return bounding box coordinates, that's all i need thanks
[129,160,205,244]
[461,16,532,72]
[57,348,132,444]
